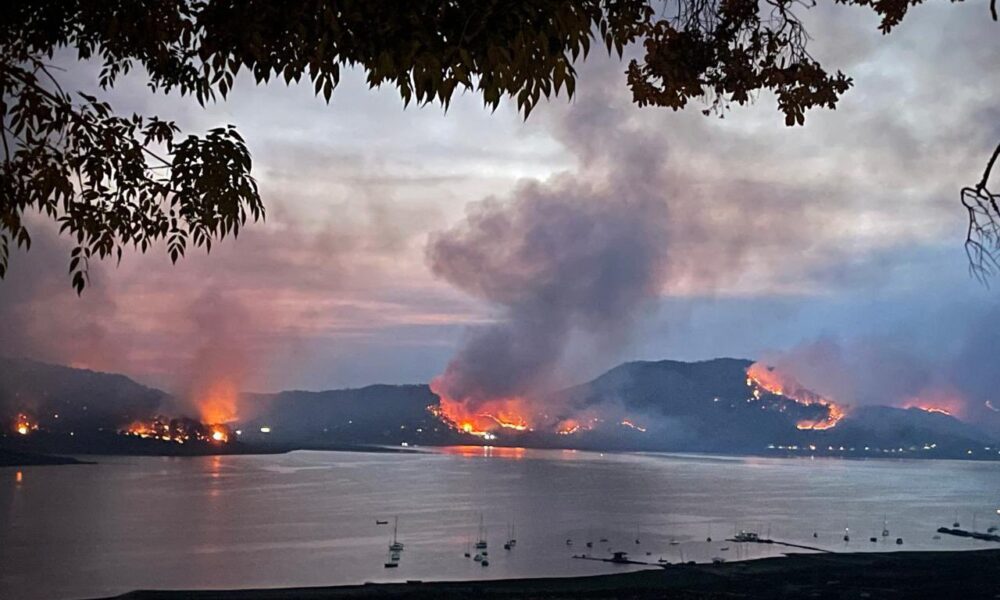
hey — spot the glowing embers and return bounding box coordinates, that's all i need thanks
[745,363,847,430]
[620,419,647,433]
[898,390,963,418]
[14,413,37,435]
[122,416,232,444]
[429,395,533,440]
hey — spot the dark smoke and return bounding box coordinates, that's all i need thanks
[427,179,672,407]
[426,70,680,410]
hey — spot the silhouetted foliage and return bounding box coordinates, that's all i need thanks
[963,143,1000,282]
[0,1,995,290]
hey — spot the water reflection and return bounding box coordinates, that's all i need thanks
[1,449,998,600]
[438,445,527,459]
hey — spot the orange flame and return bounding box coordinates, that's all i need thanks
[122,416,231,444]
[620,419,647,433]
[556,419,582,435]
[14,413,35,435]
[429,376,534,438]
[195,379,240,425]
[746,363,846,430]
[898,390,963,418]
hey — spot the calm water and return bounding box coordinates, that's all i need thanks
[2,448,999,600]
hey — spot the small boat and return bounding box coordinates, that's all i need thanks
[504,520,516,550]
[932,534,942,540]
[474,514,488,551]
[895,537,903,545]
[720,546,730,551]
[585,541,593,548]
[566,539,573,546]
[657,557,669,564]
[869,537,877,543]
[669,540,680,546]
[712,557,726,564]
[473,553,483,562]
[376,519,389,525]
[480,559,489,567]
[599,537,609,543]
[812,532,818,538]
[733,530,760,543]
[843,526,850,542]
[389,516,404,552]
[384,549,400,568]
[881,515,889,537]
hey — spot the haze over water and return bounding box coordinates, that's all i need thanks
[3,449,999,600]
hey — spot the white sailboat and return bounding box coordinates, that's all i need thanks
[474,514,488,551]
[389,516,404,552]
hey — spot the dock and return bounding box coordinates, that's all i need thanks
[725,537,833,553]
[572,551,668,567]
[936,527,1000,543]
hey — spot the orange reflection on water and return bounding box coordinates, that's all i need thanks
[15,471,23,484]
[439,445,527,460]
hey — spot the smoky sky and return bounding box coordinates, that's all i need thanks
[0,0,997,415]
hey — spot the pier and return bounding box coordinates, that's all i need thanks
[725,537,833,554]
[936,527,1000,543]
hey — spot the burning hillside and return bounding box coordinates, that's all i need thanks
[745,362,846,430]
[121,416,233,445]
[13,412,37,436]
[897,390,964,418]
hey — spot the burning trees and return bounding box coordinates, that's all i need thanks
[121,416,231,445]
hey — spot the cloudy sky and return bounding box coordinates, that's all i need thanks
[1,2,998,424]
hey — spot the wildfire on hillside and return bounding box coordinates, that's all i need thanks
[745,363,847,430]
[620,419,647,433]
[13,412,37,435]
[428,392,533,440]
[429,398,649,440]
[899,391,963,417]
[194,379,240,426]
[121,416,231,445]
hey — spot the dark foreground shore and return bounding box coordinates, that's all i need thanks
[103,549,1000,600]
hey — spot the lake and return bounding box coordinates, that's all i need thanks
[2,448,999,600]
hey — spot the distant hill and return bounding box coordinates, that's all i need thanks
[0,356,166,432]
[238,385,461,446]
[1,356,995,460]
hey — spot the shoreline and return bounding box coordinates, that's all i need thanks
[99,549,1000,599]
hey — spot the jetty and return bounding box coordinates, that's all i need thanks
[936,527,1000,543]
[725,537,833,554]
[572,551,667,567]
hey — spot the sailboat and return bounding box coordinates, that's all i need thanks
[504,519,516,550]
[881,514,889,537]
[389,516,404,552]
[384,548,401,568]
[464,534,471,558]
[474,514,488,551]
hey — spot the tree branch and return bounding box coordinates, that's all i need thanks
[977,142,1000,192]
